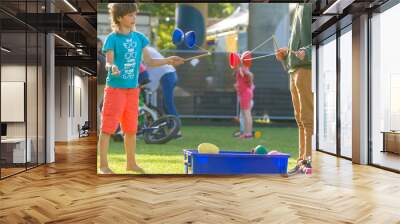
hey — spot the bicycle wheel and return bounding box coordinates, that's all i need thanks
[112,133,124,142]
[112,126,124,141]
[144,115,180,144]
[147,104,164,118]
[142,108,157,127]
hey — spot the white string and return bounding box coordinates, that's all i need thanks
[242,44,313,62]
[272,35,287,71]
[184,52,211,61]
[243,52,276,61]
[240,33,312,71]
[194,44,210,53]
[249,36,274,54]
[248,34,310,57]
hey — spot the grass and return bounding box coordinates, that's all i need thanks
[98,125,299,174]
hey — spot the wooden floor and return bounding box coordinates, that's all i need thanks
[1,136,400,223]
[1,167,26,178]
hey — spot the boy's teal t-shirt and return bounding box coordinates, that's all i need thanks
[102,31,149,88]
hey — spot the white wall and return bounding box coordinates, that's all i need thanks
[72,72,89,138]
[1,64,46,164]
[55,67,89,141]
[55,66,68,141]
[1,65,31,138]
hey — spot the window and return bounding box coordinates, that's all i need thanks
[317,35,337,154]
[339,27,352,158]
[370,3,400,171]
[0,0,46,179]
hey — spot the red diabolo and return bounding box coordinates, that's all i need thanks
[229,52,241,69]
[241,51,252,68]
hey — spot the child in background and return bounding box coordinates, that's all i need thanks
[98,3,184,174]
[234,66,255,139]
[233,99,254,138]
[138,63,150,86]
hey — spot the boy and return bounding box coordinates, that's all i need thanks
[98,3,184,174]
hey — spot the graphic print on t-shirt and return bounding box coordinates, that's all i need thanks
[122,38,137,80]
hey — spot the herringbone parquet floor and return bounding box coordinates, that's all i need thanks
[1,136,399,224]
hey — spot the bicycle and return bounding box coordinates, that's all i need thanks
[99,86,180,144]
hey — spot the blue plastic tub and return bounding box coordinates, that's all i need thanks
[183,150,290,175]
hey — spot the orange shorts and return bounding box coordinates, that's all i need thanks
[101,86,140,135]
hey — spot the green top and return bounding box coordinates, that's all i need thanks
[285,4,312,74]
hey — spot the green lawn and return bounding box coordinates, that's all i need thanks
[98,125,299,174]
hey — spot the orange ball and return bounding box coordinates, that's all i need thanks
[254,131,262,138]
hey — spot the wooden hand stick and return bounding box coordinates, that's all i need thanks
[184,52,211,61]
[272,35,287,71]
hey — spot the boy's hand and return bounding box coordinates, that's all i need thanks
[294,49,306,61]
[275,48,288,61]
[111,65,120,76]
[167,56,184,66]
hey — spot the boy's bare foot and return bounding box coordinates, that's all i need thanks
[98,167,115,174]
[126,165,145,173]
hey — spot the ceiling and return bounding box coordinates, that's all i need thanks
[1,0,395,75]
[263,0,389,42]
[310,0,389,42]
[0,0,96,75]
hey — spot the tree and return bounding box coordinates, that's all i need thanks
[138,3,239,49]
[208,3,239,18]
[138,3,176,50]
